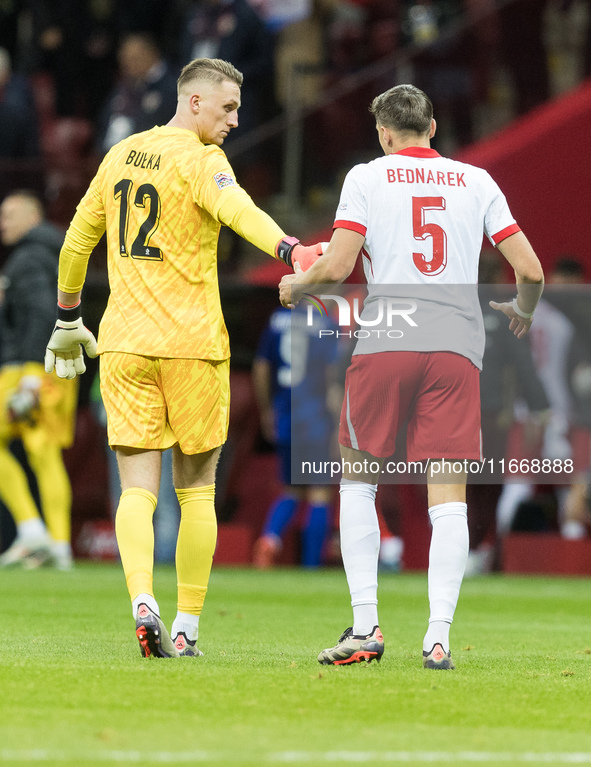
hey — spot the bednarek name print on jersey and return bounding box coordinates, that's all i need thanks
[386,167,466,187]
[334,147,520,285]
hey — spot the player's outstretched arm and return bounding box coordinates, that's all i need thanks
[215,193,325,271]
[45,209,104,379]
[491,231,544,338]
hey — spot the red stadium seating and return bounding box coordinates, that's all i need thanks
[456,78,591,275]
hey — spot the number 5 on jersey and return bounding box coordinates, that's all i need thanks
[412,196,447,276]
[114,179,162,260]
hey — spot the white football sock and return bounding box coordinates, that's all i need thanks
[352,604,379,636]
[171,612,200,642]
[379,535,404,567]
[132,593,160,620]
[423,620,451,653]
[423,502,469,653]
[50,541,71,558]
[339,480,380,635]
[561,520,586,540]
[17,517,48,543]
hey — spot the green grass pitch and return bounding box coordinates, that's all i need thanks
[2,564,591,766]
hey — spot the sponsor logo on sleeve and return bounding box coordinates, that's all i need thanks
[213,172,236,190]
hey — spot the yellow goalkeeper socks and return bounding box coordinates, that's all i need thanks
[116,485,216,632]
[26,443,71,544]
[174,485,217,619]
[115,488,157,603]
[0,446,43,525]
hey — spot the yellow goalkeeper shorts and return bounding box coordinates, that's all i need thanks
[100,353,230,454]
[0,363,78,448]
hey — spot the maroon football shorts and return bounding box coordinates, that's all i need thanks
[339,350,481,461]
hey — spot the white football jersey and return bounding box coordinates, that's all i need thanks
[334,147,520,368]
[527,299,575,419]
[335,147,519,285]
[514,299,575,459]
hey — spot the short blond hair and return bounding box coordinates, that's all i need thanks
[370,84,433,135]
[177,58,243,94]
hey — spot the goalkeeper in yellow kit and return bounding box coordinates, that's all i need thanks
[45,58,322,658]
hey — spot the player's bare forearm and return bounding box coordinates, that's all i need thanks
[493,231,544,335]
[298,229,364,284]
[279,229,364,308]
[497,232,543,283]
[497,232,544,309]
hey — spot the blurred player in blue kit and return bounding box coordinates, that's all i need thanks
[252,304,339,568]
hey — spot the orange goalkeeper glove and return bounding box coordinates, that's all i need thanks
[275,237,327,272]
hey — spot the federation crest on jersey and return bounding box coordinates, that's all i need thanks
[213,172,235,190]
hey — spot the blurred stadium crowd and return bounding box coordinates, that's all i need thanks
[1,0,591,222]
[2,0,591,572]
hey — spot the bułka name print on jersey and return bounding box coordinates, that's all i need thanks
[125,150,161,170]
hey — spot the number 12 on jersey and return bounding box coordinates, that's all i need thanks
[412,196,447,276]
[114,179,162,260]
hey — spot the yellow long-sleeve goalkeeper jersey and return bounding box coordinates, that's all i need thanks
[59,126,286,360]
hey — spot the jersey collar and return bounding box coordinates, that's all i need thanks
[392,147,441,158]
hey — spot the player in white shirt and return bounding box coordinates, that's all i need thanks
[280,84,544,669]
[496,260,585,541]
